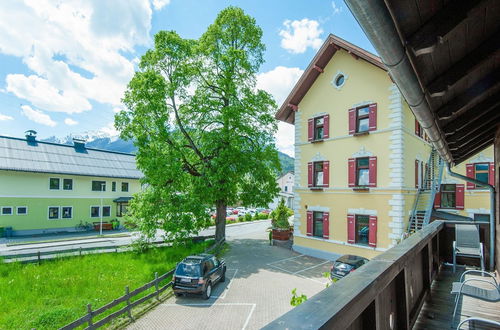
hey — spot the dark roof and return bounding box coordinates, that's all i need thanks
[275,34,385,124]
[352,0,499,164]
[113,197,133,203]
[0,135,142,179]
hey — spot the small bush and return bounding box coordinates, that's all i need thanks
[258,213,268,220]
[244,213,252,222]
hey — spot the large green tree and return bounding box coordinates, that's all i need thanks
[116,7,280,242]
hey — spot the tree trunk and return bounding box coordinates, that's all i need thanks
[215,201,226,242]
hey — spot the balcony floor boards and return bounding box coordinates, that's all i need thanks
[414,266,500,329]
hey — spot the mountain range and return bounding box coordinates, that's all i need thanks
[42,133,294,174]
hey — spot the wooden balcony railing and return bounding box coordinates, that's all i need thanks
[264,221,446,330]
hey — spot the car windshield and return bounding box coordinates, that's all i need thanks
[175,262,201,277]
[334,261,354,271]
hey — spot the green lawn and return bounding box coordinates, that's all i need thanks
[0,240,213,329]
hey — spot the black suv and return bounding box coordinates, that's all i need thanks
[172,254,226,299]
[330,254,369,281]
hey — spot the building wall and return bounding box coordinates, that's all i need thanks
[0,170,140,234]
[277,172,294,194]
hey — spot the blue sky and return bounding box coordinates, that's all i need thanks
[0,0,375,156]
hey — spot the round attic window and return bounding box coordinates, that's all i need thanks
[335,74,345,87]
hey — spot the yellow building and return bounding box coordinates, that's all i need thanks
[276,35,492,260]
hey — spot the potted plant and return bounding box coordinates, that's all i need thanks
[272,198,292,241]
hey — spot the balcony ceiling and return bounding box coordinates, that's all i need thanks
[380,0,499,164]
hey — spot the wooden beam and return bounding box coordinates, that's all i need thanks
[454,135,495,164]
[313,65,324,73]
[408,0,483,56]
[450,127,496,151]
[436,68,500,120]
[443,91,500,134]
[288,103,298,111]
[427,32,500,97]
[447,108,500,144]
[348,50,359,60]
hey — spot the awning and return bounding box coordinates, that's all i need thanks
[113,196,133,203]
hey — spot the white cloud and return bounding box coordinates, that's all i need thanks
[0,113,13,121]
[0,0,153,114]
[279,19,324,54]
[98,122,119,137]
[257,66,303,157]
[151,0,171,10]
[64,118,78,126]
[21,105,57,127]
[332,1,343,15]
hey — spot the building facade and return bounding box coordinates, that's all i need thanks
[269,171,294,209]
[276,35,491,260]
[0,133,142,236]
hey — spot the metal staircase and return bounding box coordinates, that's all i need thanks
[405,149,444,235]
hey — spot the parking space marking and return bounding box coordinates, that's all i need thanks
[211,268,238,299]
[266,254,304,265]
[267,263,325,285]
[293,260,330,274]
[161,303,257,330]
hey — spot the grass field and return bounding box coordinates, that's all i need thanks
[0,240,213,329]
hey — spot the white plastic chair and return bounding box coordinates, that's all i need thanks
[453,224,484,272]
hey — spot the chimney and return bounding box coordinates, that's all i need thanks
[72,137,86,151]
[25,130,37,145]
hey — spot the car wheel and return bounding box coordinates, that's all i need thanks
[220,268,226,282]
[203,282,212,300]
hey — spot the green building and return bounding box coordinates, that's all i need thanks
[0,131,142,236]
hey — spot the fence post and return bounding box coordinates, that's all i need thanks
[125,286,134,321]
[155,272,160,301]
[79,247,82,256]
[37,251,41,264]
[87,303,93,328]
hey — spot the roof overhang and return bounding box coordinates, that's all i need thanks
[345,0,500,164]
[275,34,385,124]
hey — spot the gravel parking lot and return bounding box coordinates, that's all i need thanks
[127,223,331,330]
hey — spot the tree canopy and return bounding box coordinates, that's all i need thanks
[116,7,281,242]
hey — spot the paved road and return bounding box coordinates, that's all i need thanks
[127,223,331,330]
[0,220,271,260]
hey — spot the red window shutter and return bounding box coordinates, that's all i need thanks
[368,103,377,131]
[489,162,495,186]
[308,118,313,141]
[456,184,465,210]
[347,214,355,243]
[306,211,313,236]
[368,216,377,247]
[466,164,475,189]
[323,114,330,139]
[323,212,329,239]
[348,158,356,187]
[348,108,356,134]
[369,156,377,187]
[415,119,420,136]
[323,161,330,187]
[415,160,419,188]
[434,191,441,208]
[308,162,313,187]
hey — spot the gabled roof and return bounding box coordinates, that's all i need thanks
[275,34,385,124]
[0,135,142,179]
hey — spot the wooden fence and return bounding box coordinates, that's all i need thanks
[59,238,225,330]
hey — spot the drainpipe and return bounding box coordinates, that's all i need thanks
[344,0,453,164]
[446,164,495,270]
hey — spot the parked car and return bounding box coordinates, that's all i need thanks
[236,207,247,215]
[330,255,369,281]
[172,254,226,299]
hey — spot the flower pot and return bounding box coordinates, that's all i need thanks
[272,228,291,241]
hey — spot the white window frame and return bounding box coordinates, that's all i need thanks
[1,206,13,216]
[48,206,60,220]
[61,206,73,219]
[90,205,100,218]
[16,206,28,215]
[62,178,73,191]
[49,177,61,190]
[102,205,112,217]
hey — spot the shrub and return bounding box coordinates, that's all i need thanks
[273,198,291,230]
[244,213,252,222]
[258,213,268,220]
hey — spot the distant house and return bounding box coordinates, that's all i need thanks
[0,131,142,236]
[269,171,294,209]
